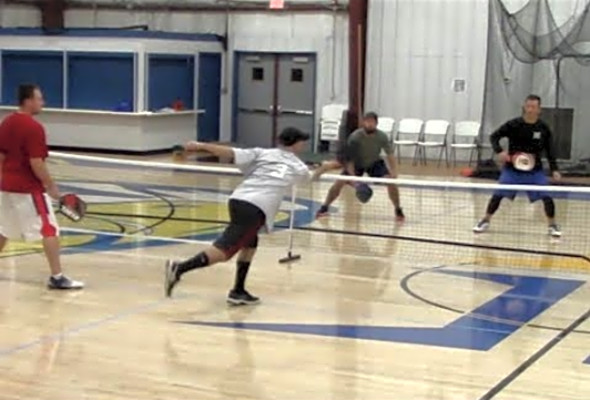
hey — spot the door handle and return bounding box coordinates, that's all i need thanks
[278,108,313,116]
[239,107,273,114]
[239,107,312,116]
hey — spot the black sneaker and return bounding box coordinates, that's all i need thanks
[227,290,260,306]
[165,260,181,298]
[395,207,405,222]
[47,275,84,290]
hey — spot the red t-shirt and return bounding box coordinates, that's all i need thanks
[0,112,48,193]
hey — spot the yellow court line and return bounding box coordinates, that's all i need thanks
[470,253,590,271]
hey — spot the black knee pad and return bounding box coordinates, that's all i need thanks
[542,197,555,218]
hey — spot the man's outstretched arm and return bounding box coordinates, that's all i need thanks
[185,141,235,161]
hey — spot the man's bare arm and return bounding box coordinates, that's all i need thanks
[312,160,341,180]
[30,158,60,199]
[185,141,235,161]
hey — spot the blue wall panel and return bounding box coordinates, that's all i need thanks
[198,53,222,142]
[148,54,195,111]
[67,52,134,111]
[1,51,63,107]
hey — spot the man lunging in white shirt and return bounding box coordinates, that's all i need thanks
[165,127,314,306]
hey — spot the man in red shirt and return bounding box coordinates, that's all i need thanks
[0,84,83,290]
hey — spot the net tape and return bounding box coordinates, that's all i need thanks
[50,151,590,194]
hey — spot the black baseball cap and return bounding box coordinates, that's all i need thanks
[278,127,310,146]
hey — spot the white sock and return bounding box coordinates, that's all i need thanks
[51,273,63,279]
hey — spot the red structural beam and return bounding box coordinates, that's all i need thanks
[347,0,367,130]
[40,0,67,30]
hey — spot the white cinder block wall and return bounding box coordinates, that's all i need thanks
[0,0,586,149]
[63,8,350,143]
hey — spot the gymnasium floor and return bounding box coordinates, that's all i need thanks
[1,155,589,400]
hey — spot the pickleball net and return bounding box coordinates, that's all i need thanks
[49,151,590,272]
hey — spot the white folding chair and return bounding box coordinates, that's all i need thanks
[451,121,480,166]
[418,119,450,167]
[377,117,395,142]
[394,118,423,164]
[321,104,347,122]
[319,120,341,142]
[319,104,347,144]
[479,132,495,160]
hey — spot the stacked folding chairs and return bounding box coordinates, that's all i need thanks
[319,104,482,167]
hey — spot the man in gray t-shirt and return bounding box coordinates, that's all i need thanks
[165,127,313,306]
[316,112,404,220]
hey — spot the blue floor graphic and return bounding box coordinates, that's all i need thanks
[179,270,584,351]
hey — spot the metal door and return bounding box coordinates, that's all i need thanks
[236,54,275,148]
[276,55,316,151]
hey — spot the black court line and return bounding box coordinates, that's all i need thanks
[0,215,127,261]
[478,307,590,400]
[529,322,590,334]
[299,226,590,264]
[400,265,590,336]
[84,215,127,234]
[83,211,590,265]
[85,210,227,225]
[132,189,176,235]
[528,322,590,334]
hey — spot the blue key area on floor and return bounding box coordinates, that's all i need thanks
[179,270,585,351]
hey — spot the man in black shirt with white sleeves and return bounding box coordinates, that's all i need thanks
[473,94,562,237]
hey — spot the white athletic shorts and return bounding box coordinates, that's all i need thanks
[0,192,60,242]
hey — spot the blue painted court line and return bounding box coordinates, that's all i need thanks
[0,298,172,359]
[178,271,584,351]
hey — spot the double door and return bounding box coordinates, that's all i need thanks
[236,53,316,149]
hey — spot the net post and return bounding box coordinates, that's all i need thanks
[279,186,301,264]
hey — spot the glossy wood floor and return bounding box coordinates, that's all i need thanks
[1,155,589,400]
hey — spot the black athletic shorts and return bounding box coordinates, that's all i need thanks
[213,199,266,258]
[342,159,389,177]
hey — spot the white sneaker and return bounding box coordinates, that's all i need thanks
[47,275,84,290]
[473,220,490,233]
[549,224,562,238]
[165,259,181,298]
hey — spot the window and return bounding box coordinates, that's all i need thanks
[148,54,195,111]
[291,68,304,82]
[252,67,264,81]
[1,51,63,107]
[67,52,134,110]
[452,79,466,93]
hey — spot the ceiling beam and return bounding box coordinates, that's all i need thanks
[4,0,347,14]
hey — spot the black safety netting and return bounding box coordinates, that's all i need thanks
[482,0,590,167]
